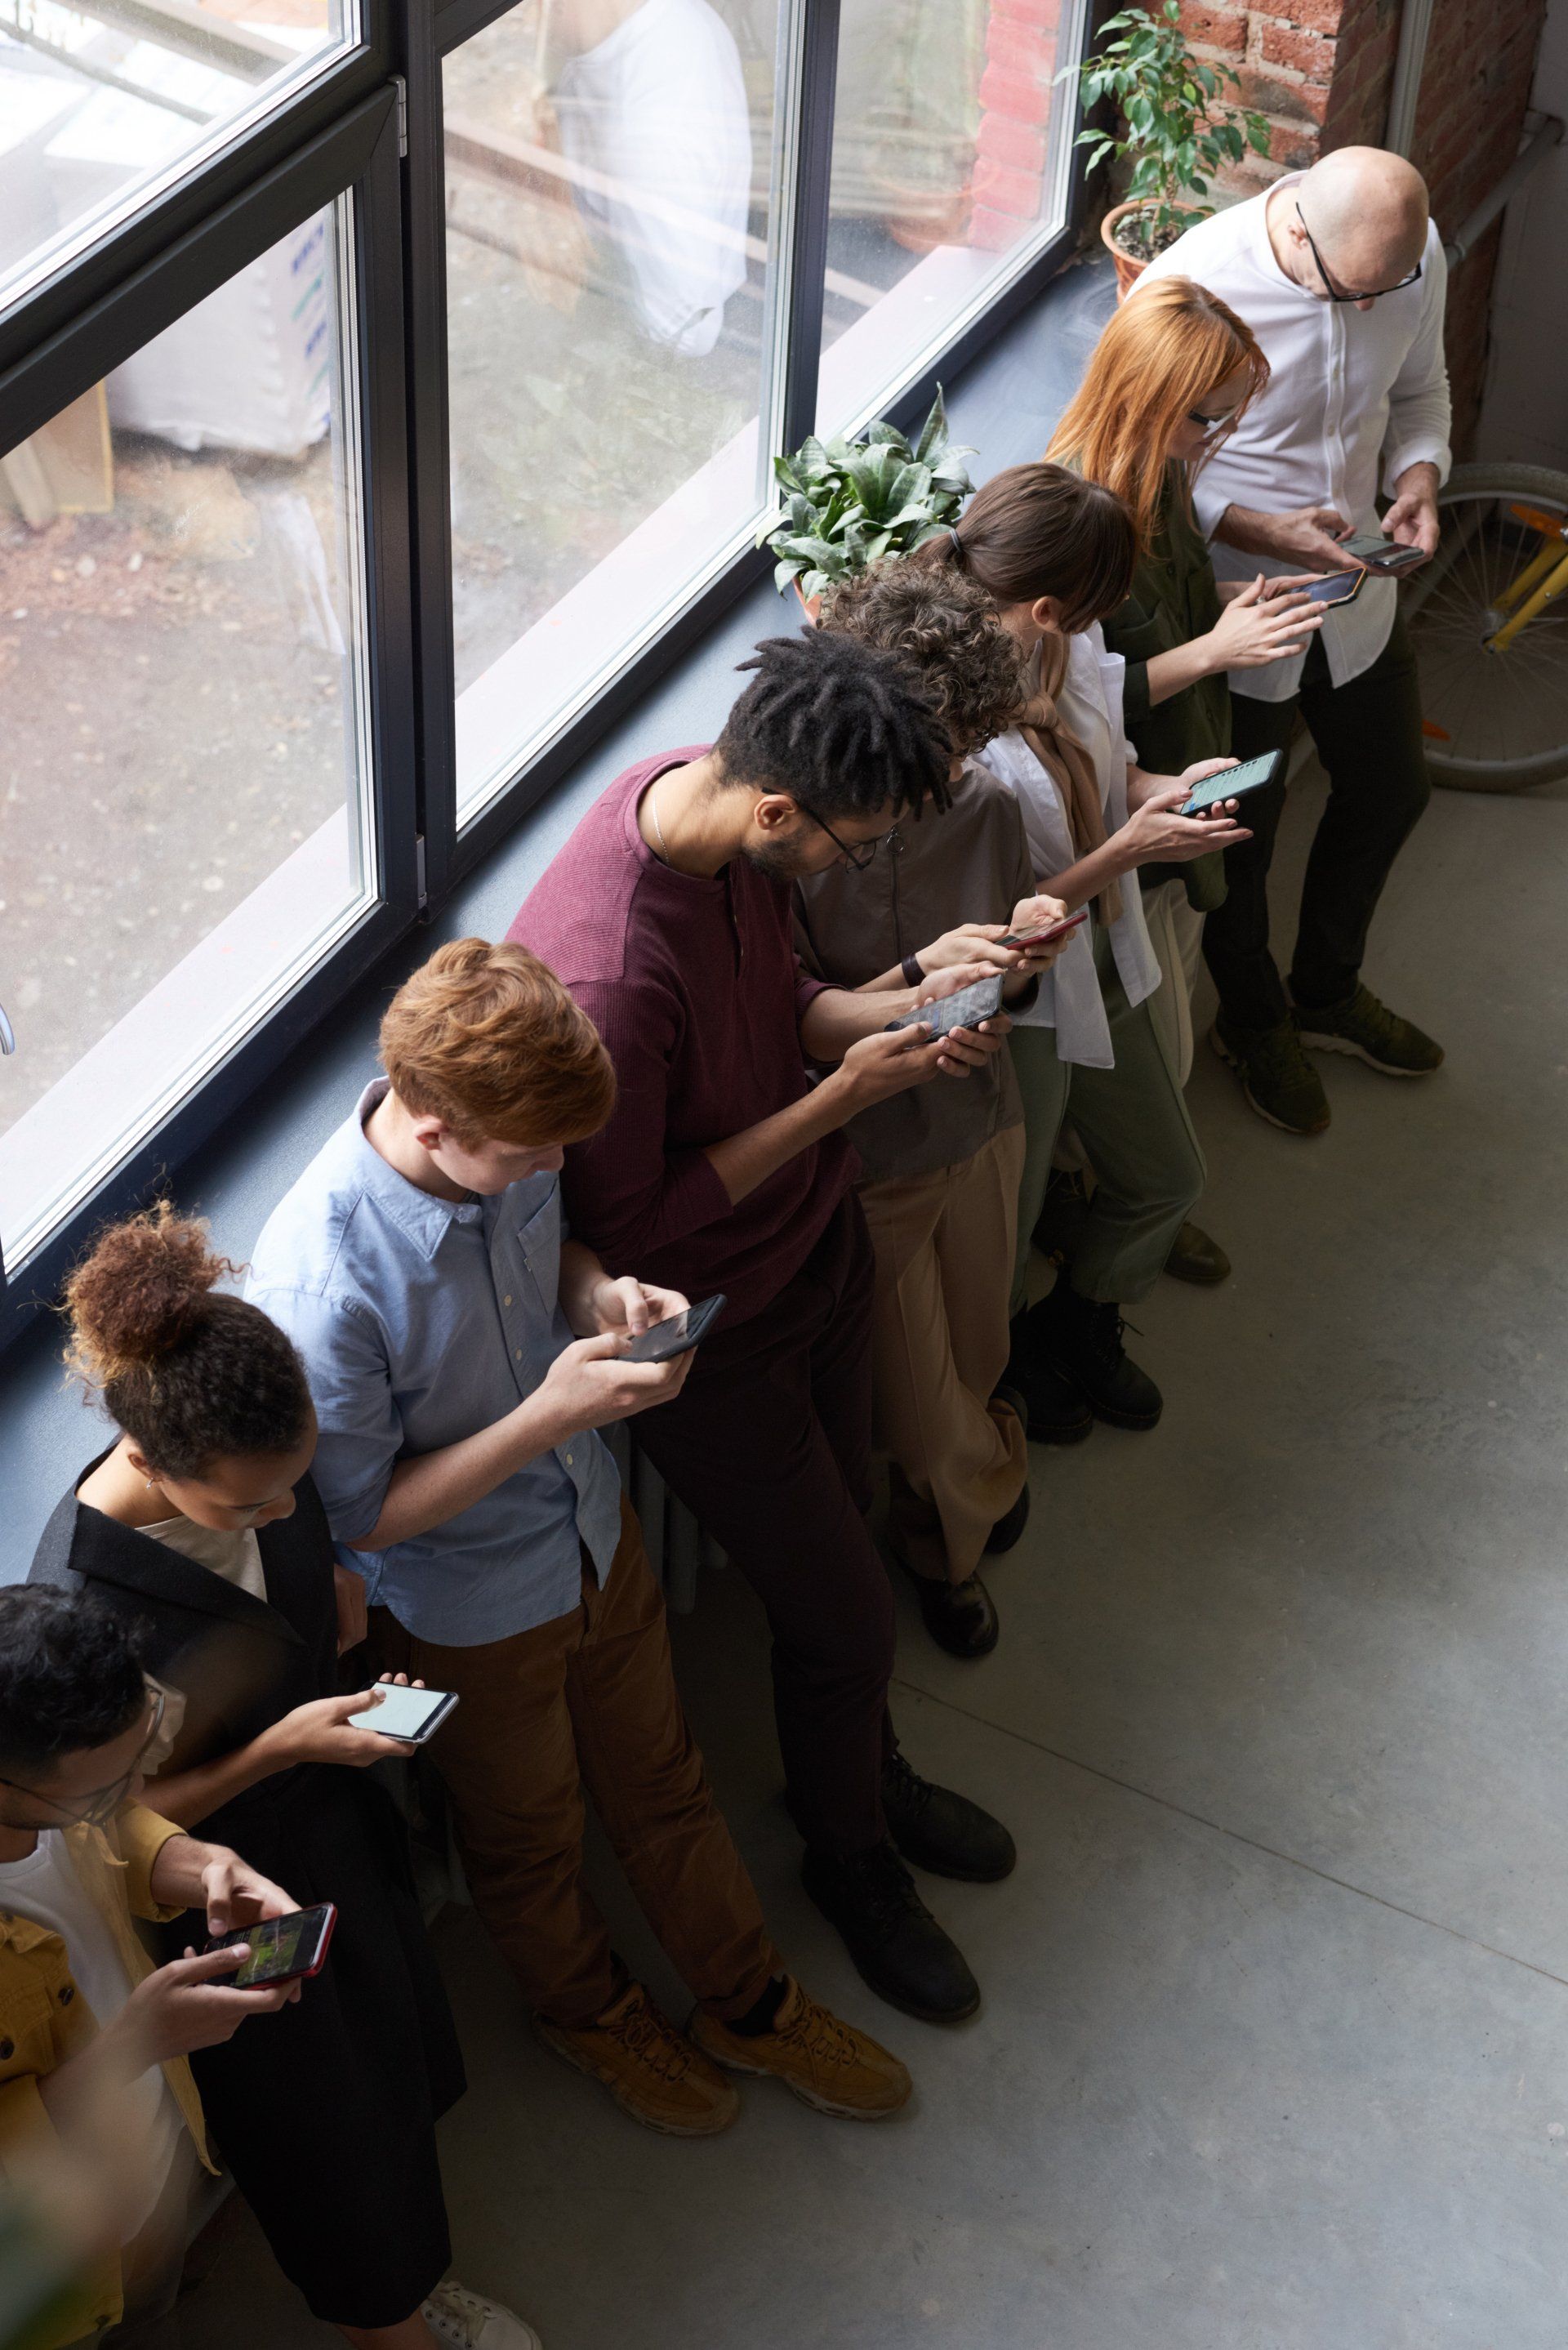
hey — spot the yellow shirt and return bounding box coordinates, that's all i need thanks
[0,1803,212,2345]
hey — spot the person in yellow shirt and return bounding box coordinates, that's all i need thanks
[0,1586,298,2348]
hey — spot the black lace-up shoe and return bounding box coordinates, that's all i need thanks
[800,1841,980,2023]
[880,1752,1016,1883]
[900,1562,1000,1659]
[1034,1282,1162,1430]
[1006,1311,1094,1445]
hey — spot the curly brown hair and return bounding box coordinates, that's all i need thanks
[62,1202,312,1480]
[821,560,1027,755]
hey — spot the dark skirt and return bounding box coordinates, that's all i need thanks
[159,1764,465,2327]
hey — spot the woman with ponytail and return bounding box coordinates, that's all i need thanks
[30,1206,542,2350]
[938,462,1249,1441]
[1048,278,1325,1274]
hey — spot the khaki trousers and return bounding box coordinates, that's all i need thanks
[370,1497,779,2027]
[860,1126,1028,1586]
[1142,876,1206,1089]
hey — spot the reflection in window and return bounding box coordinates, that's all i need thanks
[0,0,351,310]
[443,0,787,818]
[0,202,375,1269]
[819,0,1083,433]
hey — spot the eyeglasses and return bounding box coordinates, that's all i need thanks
[804,809,893,872]
[1295,205,1423,304]
[1185,408,1237,444]
[0,1687,166,1831]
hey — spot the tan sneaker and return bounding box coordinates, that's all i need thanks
[533,1980,740,2137]
[688,1978,913,2120]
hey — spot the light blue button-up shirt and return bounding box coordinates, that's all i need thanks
[246,1081,624,1644]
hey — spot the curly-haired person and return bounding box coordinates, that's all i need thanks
[798,560,1074,1662]
[512,624,1020,2027]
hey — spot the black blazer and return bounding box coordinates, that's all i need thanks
[29,1456,339,1777]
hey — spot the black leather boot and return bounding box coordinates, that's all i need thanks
[901,1563,1000,1660]
[1005,1310,1093,1445]
[800,1842,980,2023]
[1035,1282,1162,1430]
[881,1752,1016,1882]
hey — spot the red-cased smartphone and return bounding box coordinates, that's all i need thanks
[206,1904,338,1987]
[996,909,1089,951]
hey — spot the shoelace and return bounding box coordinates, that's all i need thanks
[610,1994,695,2084]
[429,2284,494,2343]
[844,1839,926,1933]
[775,1994,866,2073]
[882,1751,933,1820]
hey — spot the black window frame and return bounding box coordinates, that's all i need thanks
[0,0,1097,1346]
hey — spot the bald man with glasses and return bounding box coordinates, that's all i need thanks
[1138,147,1450,1137]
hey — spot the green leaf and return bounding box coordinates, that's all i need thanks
[913,388,950,464]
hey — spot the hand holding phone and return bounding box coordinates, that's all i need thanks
[618,1295,727,1363]
[343,1683,461,1744]
[205,1904,338,1989]
[996,909,1088,952]
[1336,529,1426,574]
[1180,748,1284,815]
[885,972,1006,1037]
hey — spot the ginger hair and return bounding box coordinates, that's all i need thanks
[380,937,616,1148]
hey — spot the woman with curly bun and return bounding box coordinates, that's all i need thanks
[29,1206,543,2350]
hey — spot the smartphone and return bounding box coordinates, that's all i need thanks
[1298,569,1365,608]
[1336,531,1425,573]
[996,909,1089,950]
[345,1684,461,1743]
[886,971,1006,1037]
[207,1904,337,1988]
[620,1294,728,1363]
[1180,747,1285,816]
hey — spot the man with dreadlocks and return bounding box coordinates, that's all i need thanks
[513,627,1017,2025]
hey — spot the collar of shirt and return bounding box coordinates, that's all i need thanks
[346,1079,488,1255]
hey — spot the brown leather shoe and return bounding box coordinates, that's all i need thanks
[534,1981,740,2136]
[688,1978,912,2119]
[1164,1220,1231,1286]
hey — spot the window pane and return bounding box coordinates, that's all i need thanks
[443,0,788,821]
[818,0,1084,434]
[0,199,376,1269]
[0,0,354,311]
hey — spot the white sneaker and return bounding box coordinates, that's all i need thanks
[422,2278,544,2350]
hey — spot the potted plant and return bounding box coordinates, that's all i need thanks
[760,388,976,617]
[1064,0,1272,297]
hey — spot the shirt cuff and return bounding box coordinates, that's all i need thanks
[1382,435,1452,495]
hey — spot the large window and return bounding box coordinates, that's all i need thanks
[0,0,1088,1332]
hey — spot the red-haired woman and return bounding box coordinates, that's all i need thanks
[1049,274,1325,1268]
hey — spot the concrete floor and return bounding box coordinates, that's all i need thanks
[173,756,1568,2348]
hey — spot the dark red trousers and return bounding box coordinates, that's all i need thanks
[633,1194,898,1856]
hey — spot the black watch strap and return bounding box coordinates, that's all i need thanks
[901,952,924,988]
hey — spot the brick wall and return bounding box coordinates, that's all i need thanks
[1176,0,1549,450]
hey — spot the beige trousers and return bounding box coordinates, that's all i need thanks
[860,1126,1029,1586]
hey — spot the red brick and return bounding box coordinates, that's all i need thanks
[986,15,1051,77]
[969,203,1032,252]
[1234,65,1325,122]
[973,154,1046,215]
[1178,2,1246,53]
[991,0,1059,29]
[977,112,1047,172]
[1258,20,1336,75]
[1264,117,1319,167]
[1254,0,1350,35]
[978,61,1052,120]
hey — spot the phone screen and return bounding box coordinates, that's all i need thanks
[886,972,1005,1037]
[209,1905,335,1987]
[621,1295,727,1363]
[1299,569,1364,607]
[1181,751,1282,814]
[345,1684,457,1741]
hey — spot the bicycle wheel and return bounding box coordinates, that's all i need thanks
[1406,461,1568,792]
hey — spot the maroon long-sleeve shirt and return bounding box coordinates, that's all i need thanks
[510,749,856,1328]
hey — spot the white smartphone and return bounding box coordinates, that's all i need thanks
[345,1685,460,1742]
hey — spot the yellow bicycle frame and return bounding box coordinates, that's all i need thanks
[1486,504,1568,652]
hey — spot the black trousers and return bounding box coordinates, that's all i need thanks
[1203,609,1431,1032]
[632,1193,898,1858]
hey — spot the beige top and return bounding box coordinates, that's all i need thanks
[137,1515,268,1773]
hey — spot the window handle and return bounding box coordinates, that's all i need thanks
[0,1003,11,1054]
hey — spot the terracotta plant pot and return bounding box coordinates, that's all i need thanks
[1101,199,1157,299]
[793,581,822,624]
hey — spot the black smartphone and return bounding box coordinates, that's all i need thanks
[207,1903,337,1987]
[1180,748,1284,816]
[344,1685,461,1743]
[885,971,1006,1037]
[1298,569,1365,608]
[620,1295,727,1363]
[996,909,1089,950]
[1336,531,1425,573]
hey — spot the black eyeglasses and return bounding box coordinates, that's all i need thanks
[1185,408,1237,444]
[804,809,893,872]
[0,1687,166,1831]
[1296,205,1423,304]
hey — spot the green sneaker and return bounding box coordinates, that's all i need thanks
[1210,1014,1330,1135]
[1293,984,1444,1076]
